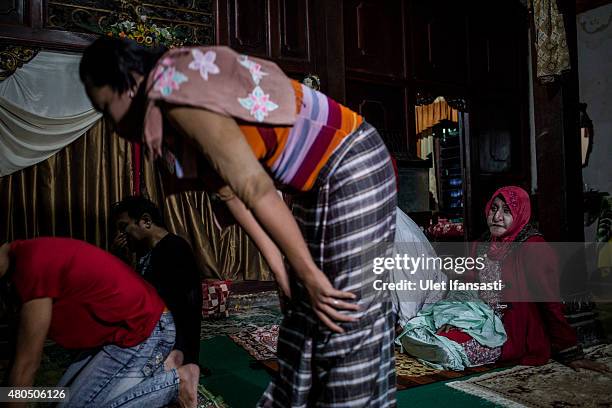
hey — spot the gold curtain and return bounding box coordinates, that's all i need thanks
[0,120,133,246]
[0,120,273,281]
[141,158,273,281]
[415,99,459,135]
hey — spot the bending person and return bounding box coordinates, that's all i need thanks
[80,38,397,407]
[0,238,199,408]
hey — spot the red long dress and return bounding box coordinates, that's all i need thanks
[442,185,579,366]
[498,235,577,365]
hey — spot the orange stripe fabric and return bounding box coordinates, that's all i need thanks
[237,80,363,192]
[300,107,362,190]
[266,127,290,167]
[240,126,267,160]
[291,80,304,114]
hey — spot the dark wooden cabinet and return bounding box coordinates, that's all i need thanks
[407,0,468,86]
[464,1,530,238]
[227,0,270,56]
[343,0,405,79]
[270,0,317,73]
[432,121,464,215]
[468,2,527,94]
[0,0,538,240]
[343,0,409,157]
[0,0,25,25]
[276,0,312,63]
[467,94,531,236]
[343,0,529,239]
[345,79,409,152]
[218,0,318,75]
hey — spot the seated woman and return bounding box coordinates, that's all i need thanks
[398,186,607,372]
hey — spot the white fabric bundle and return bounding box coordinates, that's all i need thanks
[391,208,448,327]
[0,51,101,176]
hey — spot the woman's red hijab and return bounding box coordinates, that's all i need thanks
[484,186,532,258]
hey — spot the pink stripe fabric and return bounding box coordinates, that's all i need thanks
[268,83,358,190]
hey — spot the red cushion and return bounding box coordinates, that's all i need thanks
[201,280,232,319]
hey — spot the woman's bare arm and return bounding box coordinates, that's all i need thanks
[165,106,359,332]
[219,186,291,298]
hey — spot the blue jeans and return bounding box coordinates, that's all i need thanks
[57,312,180,408]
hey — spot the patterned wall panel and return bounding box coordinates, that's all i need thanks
[47,0,215,45]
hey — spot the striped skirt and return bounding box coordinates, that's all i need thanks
[258,122,397,407]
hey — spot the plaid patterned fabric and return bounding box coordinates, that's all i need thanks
[201,280,232,319]
[258,122,397,408]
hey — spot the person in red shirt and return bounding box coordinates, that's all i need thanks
[0,237,199,408]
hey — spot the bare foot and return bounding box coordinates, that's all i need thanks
[164,350,185,371]
[177,364,199,408]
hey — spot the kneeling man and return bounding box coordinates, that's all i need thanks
[0,237,199,408]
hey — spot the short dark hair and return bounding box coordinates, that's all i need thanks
[80,36,166,93]
[112,196,165,227]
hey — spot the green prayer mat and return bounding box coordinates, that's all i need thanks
[199,335,503,408]
[4,333,504,407]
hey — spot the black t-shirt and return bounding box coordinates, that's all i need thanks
[137,233,202,364]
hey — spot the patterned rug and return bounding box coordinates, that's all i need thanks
[229,325,279,360]
[256,350,500,390]
[197,384,230,408]
[447,343,612,408]
[395,352,500,390]
[200,291,282,340]
[227,324,500,390]
[229,291,280,309]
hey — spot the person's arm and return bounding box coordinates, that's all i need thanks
[164,106,359,332]
[219,186,290,298]
[153,239,201,366]
[8,297,51,401]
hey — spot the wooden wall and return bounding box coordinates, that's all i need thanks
[0,0,583,240]
[215,0,534,238]
[0,0,214,50]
